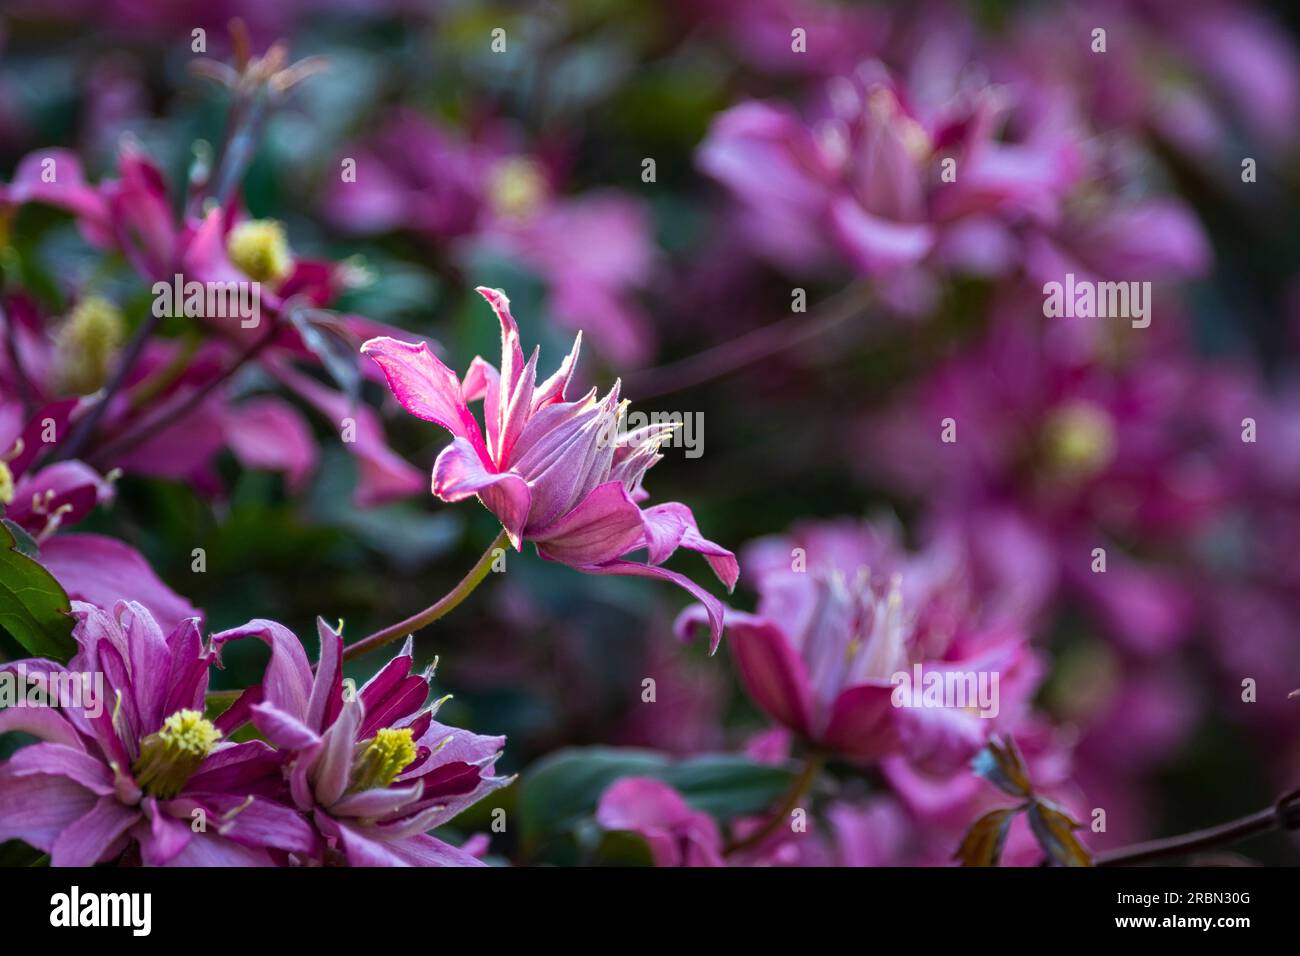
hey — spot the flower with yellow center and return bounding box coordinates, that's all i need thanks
[488,157,548,220]
[1042,401,1117,480]
[226,219,293,284]
[56,296,124,395]
[132,709,222,799]
[348,727,417,793]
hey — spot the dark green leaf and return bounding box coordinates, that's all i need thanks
[0,522,76,662]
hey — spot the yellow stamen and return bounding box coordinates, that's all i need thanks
[488,157,548,219]
[132,709,222,799]
[226,219,293,284]
[0,460,13,506]
[349,727,417,792]
[1042,401,1117,479]
[56,296,124,395]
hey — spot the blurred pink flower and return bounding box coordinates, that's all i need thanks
[681,519,1039,767]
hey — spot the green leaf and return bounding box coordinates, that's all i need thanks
[1,519,40,558]
[0,521,76,662]
[517,747,796,856]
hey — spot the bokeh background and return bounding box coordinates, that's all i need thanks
[3,0,1300,865]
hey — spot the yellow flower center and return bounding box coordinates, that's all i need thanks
[1042,401,1116,479]
[226,219,293,284]
[132,709,222,799]
[0,460,13,506]
[56,296,124,395]
[349,727,417,793]
[488,157,548,219]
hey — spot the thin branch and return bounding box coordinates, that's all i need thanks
[85,321,279,468]
[625,282,874,400]
[1095,787,1300,866]
[341,528,509,663]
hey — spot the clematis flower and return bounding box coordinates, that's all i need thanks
[680,520,1037,767]
[216,620,509,866]
[361,286,738,648]
[0,601,314,866]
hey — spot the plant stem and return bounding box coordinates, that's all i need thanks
[50,312,162,463]
[1095,787,1300,866]
[86,320,279,468]
[625,282,874,400]
[341,528,509,663]
[725,752,825,855]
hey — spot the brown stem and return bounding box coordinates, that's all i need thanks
[50,312,163,463]
[1095,787,1300,866]
[724,752,824,856]
[625,283,874,400]
[341,528,509,663]
[85,321,278,468]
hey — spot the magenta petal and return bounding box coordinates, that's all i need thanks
[819,684,899,763]
[0,703,83,750]
[723,614,817,737]
[307,618,345,734]
[0,765,98,853]
[213,619,313,722]
[223,396,319,491]
[829,197,934,274]
[596,777,723,868]
[360,336,490,464]
[314,699,363,807]
[6,742,114,795]
[640,502,740,591]
[381,832,487,867]
[156,829,274,866]
[531,481,646,567]
[251,703,322,750]
[592,560,728,653]
[41,534,201,636]
[51,797,139,866]
[892,703,986,775]
[198,794,318,855]
[330,784,423,820]
[432,437,531,548]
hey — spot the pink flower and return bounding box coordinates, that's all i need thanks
[681,520,1037,766]
[596,777,724,867]
[216,621,509,866]
[0,601,314,866]
[361,286,738,649]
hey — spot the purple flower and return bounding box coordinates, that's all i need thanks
[361,286,738,649]
[217,620,509,866]
[0,601,314,866]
